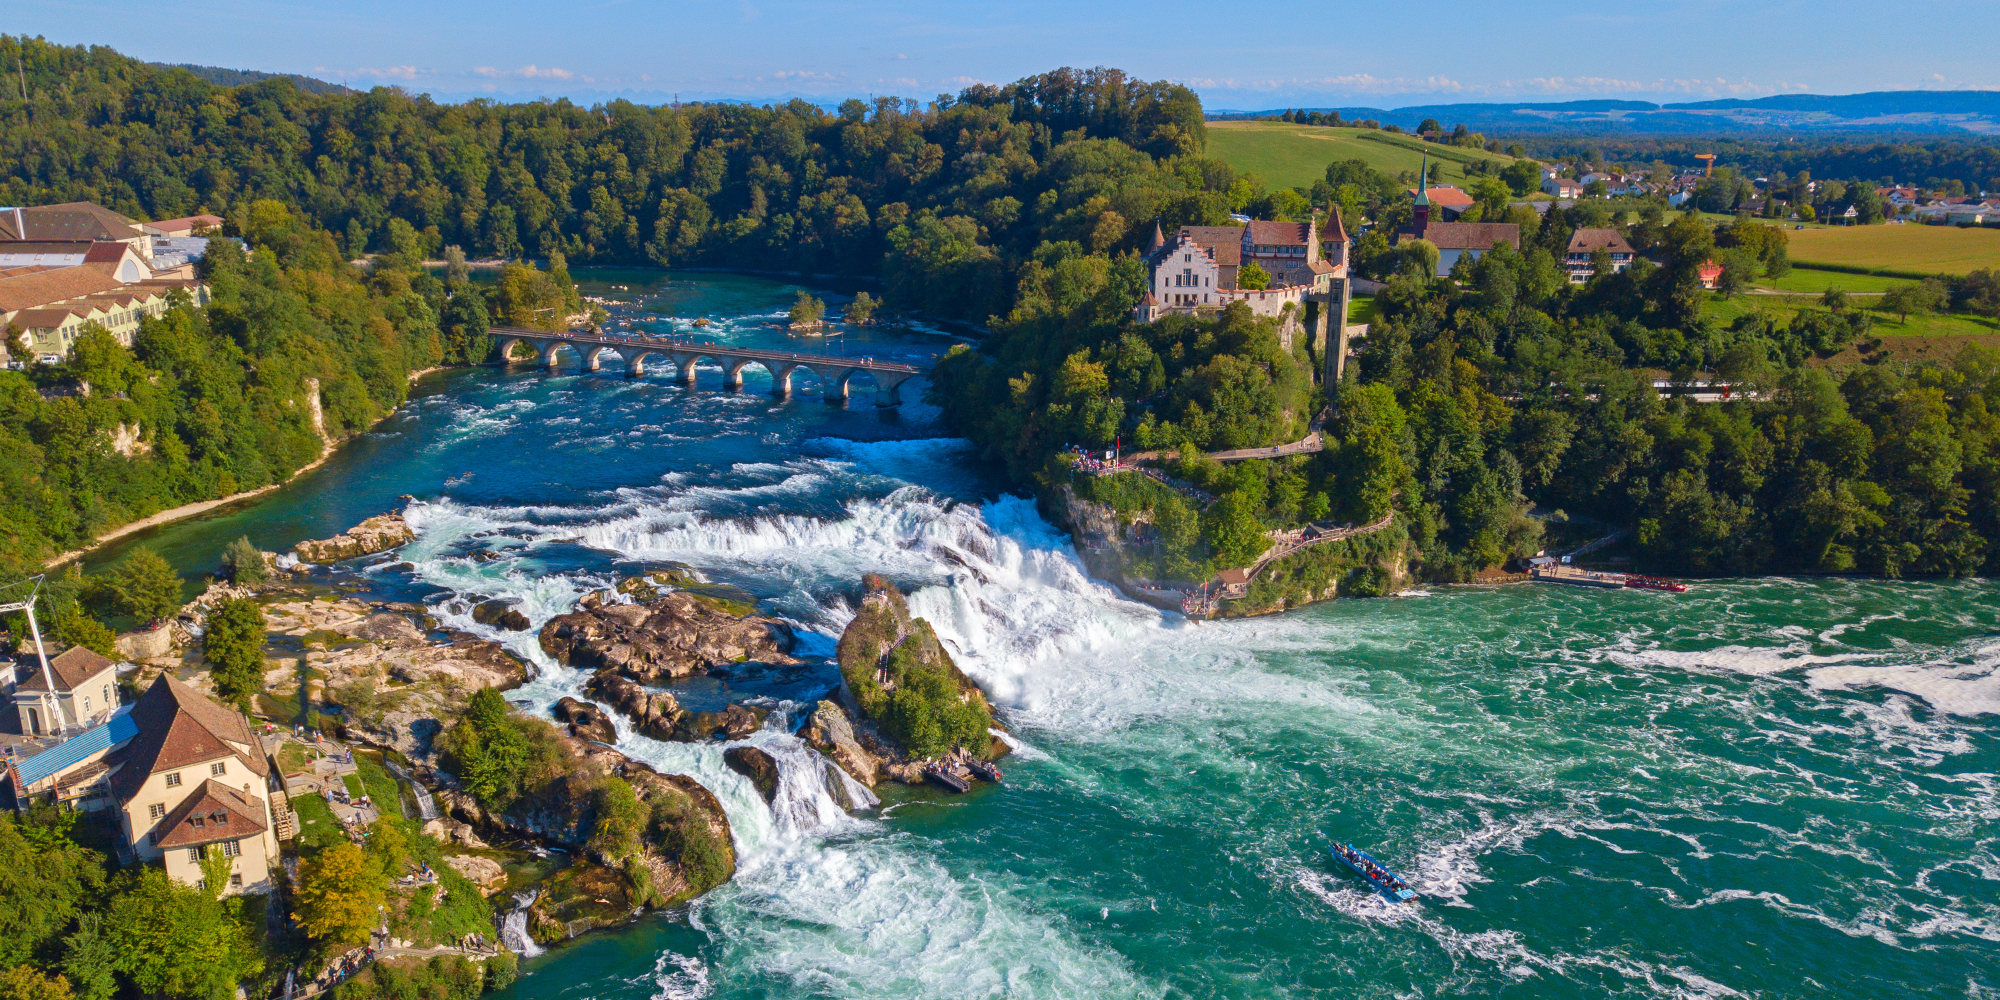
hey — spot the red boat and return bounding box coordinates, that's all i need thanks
[1623,575,1688,593]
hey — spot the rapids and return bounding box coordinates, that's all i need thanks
[91,272,1999,998]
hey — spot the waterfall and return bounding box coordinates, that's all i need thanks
[756,731,879,838]
[501,890,544,958]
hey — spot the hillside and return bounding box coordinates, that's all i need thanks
[150,61,354,95]
[1204,121,1527,191]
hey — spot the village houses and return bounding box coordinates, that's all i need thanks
[0,202,219,364]
[1563,227,1638,284]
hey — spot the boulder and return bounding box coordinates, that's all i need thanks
[804,699,881,787]
[293,512,415,563]
[444,854,508,895]
[553,697,617,743]
[539,590,795,682]
[723,746,779,803]
[422,818,490,849]
[116,625,175,661]
[703,702,769,741]
[472,599,531,632]
[585,672,686,742]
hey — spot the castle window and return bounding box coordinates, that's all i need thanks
[212,762,226,776]
[149,803,166,821]
[223,839,242,858]
[165,772,181,788]
[187,848,202,864]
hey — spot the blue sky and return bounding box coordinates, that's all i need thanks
[15,0,2000,108]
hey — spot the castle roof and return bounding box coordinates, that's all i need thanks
[1172,226,1244,267]
[1243,220,1311,247]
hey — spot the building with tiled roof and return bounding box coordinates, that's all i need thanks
[0,202,150,246]
[115,675,279,894]
[141,214,224,239]
[1564,227,1638,283]
[1408,185,1475,220]
[1396,157,1521,276]
[13,646,119,736]
[1,202,216,363]
[5,673,279,895]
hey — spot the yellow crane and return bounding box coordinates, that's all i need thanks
[1695,153,1717,177]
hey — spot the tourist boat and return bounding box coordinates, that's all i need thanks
[924,764,970,793]
[967,759,1002,783]
[1623,575,1688,593]
[1329,843,1419,903]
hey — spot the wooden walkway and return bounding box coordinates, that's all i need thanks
[1122,408,1329,466]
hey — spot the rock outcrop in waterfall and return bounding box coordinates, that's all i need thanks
[817,574,1005,787]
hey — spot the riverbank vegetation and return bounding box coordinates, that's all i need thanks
[0,200,508,581]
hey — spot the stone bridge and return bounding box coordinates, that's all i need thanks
[490,326,926,404]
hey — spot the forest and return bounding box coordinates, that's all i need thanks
[0,200,530,582]
[4,33,1997,596]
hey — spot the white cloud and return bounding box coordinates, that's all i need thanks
[353,65,422,80]
[474,65,580,81]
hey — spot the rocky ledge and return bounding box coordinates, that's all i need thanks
[539,571,795,683]
[439,727,737,942]
[256,589,529,757]
[582,672,768,743]
[293,511,415,563]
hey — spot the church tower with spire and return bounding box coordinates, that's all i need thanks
[1411,155,1431,238]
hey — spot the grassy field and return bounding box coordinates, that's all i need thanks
[1752,267,1902,294]
[1704,294,2000,339]
[1786,225,2000,275]
[1205,121,1526,191]
[290,792,345,856]
[1346,294,1378,326]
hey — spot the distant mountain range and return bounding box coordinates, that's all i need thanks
[151,62,355,96]
[1212,92,2000,137]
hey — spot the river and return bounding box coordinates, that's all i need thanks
[96,271,1999,999]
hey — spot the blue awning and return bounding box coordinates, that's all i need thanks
[13,706,138,786]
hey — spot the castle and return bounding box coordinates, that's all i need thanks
[1134,210,1354,380]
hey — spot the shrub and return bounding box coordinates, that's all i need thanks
[219,537,266,585]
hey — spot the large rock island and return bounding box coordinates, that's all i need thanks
[805,574,1005,788]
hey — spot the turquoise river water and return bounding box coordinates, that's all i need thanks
[95,272,1999,999]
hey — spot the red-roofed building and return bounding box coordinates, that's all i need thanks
[5,672,281,896]
[1698,259,1725,289]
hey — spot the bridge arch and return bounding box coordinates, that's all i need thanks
[495,336,540,364]
[722,357,779,392]
[582,343,627,373]
[538,340,585,370]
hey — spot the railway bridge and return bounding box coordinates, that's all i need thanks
[490,327,925,404]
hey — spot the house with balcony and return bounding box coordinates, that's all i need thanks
[1564,227,1637,283]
